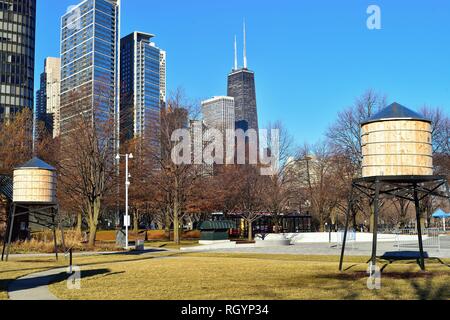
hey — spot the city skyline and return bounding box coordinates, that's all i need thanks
[32,0,450,144]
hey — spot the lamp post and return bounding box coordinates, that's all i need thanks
[116,153,133,250]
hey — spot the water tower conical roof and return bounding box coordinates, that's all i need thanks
[15,157,56,171]
[362,102,431,125]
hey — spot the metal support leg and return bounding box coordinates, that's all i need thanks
[413,183,425,271]
[1,203,13,261]
[339,186,354,271]
[57,207,66,254]
[4,204,16,262]
[52,214,58,261]
[445,180,450,210]
[371,180,381,271]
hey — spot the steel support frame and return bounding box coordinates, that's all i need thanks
[339,175,450,272]
[1,203,66,262]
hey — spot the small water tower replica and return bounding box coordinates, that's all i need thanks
[1,157,65,261]
[339,103,450,271]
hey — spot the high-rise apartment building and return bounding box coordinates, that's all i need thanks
[59,0,120,137]
[0,0,36,120]
[227,23,258,132]
[120,31,166,150]
[36,57,61,137]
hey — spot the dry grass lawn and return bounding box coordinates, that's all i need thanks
[44,253,450,300]
[0,251,174,300]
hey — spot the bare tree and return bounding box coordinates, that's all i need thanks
[151,88,203,244]
[263,121,297,230]
[58,115,116,247]
[326,90,386,173]
[226,165,270,241]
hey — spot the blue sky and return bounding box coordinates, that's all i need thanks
[35,0,450,144]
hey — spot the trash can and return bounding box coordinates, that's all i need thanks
[135,239,145,251]
[198,220,236,241]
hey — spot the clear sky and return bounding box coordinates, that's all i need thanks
[35,0,450,144]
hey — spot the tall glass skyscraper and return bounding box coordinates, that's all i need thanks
[120,32,166,148]
[227,24,258,132]
[59,0,119,136]
[0,0,36,121]
[227,69,258,132]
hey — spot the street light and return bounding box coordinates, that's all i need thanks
[116,153,133,250]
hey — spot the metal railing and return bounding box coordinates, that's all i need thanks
[394,228,441,252]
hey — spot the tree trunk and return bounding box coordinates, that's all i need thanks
[88,221,97,248]
[76,211,82,235]
[164,210,171,241]
[173,177,181,245]
[173,212,180,245]
[87,199,101,247]
[248,220,253,241]
[319,212,325,232]
[133,209,139,233]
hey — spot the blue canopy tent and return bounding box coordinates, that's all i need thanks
[432,209,450,231]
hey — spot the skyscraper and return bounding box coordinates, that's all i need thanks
[0,0,36,121]
[120,31,166,148]
[227,22,258,132]
[36,57,61,137]
[59,0,120,136]
[202,96,235,170]
[202,96,235,135]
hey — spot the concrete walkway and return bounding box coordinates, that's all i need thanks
[6,248,175,300]
[8,268,66,300]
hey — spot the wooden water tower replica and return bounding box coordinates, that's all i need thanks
[1,157,65,261]
[339,103,450,271]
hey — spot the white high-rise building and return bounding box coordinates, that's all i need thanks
[45,58,61,137]
[201,96,235,135]
[36,57,61,138]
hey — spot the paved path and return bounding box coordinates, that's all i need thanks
[6,249,175,300]
[8,268,66,300]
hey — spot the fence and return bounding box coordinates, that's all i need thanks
[395,228,441,252]
[336,229,356,250]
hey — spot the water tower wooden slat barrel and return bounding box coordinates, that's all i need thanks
[13,157,57,204]
[361,103,433,177]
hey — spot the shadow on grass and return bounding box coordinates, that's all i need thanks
[99,248,168,256]
[320,258,450,300]
[6,268,113,294]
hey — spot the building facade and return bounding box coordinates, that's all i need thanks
[59,0,120,136]
[36,57,61,137]
[201,96,235,136]
[120,32,166,151]
[0,0,36,121]
[227,69,258,132]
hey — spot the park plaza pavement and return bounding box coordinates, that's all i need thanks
[185,236,450,259]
